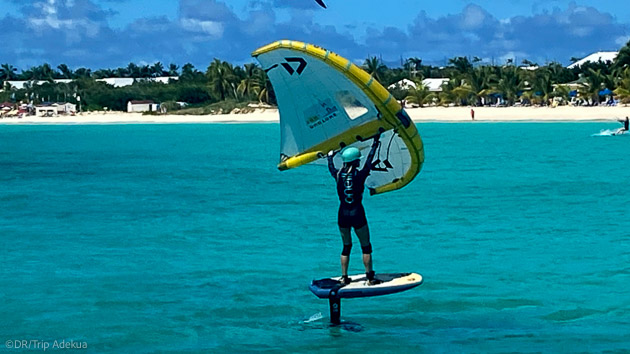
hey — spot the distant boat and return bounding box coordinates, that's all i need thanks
[315,0,326,8]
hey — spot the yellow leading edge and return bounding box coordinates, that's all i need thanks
[252,40,425,195]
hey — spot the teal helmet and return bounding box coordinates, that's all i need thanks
[341,147,361,163]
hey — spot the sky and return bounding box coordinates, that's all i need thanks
[0,0,629,71]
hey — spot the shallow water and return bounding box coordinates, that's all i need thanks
[0,122,629,353]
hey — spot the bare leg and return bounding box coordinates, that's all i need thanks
[355,225,373,273]
[339,227,352,277]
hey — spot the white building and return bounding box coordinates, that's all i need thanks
[35,104,58,117]
[422,78,450,92]
[96,78,135,87]
[567,52,618,69]
[127,100,159,113]
[55,102,77,114]
[34,102,77,116]
[388,79,417,90]
[5,79,74,90]
[4,77,179,91]
[136,76,179,84]
[388,78,450,92]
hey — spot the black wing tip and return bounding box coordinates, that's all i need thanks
[315,0,327,8]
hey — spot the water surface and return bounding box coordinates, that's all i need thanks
[0,122,629,352]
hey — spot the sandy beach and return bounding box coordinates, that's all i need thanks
[1,106,629,124]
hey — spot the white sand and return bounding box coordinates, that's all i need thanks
[1,106,629,124]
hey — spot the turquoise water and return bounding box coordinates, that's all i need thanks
[1,122,629,353]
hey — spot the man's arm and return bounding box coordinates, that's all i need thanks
[327,150,338,178]
[361,135,381,173]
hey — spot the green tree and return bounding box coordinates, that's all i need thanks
[57,64,73,79]
[168,63,179,77]
[613,40,630,70]
[466,66,496,105]
[207,59,236,101]
[579,68,606,105]
[448,56,473,75]
[237,63,261,101]
[404,57,423,78]
[363,56,387,82]
[404,81,433,107]
[495,66,525,105]
[74,67,92,79]
[151,62,164,77]
[0,63,18,87]
[532,68,554,106]
[127,63,140,78]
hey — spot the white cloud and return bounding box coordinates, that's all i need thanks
[1,0,628,70]
[180,18,225,38]
[616,36,630,46]
[461,5,487,30]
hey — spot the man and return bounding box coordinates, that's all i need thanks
[617,117,629,134]
[327,135,381,285]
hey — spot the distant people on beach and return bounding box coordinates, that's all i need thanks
[470,108,475,121]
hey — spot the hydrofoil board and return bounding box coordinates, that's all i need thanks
[309,272,423,299]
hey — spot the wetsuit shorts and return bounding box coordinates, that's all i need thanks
[338,205,368,229]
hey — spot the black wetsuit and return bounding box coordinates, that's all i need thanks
[625,118,629,131]
[328,143,379,229]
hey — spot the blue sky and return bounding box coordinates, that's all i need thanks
[0,0,629,71]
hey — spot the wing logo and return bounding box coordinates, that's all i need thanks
[265,57,307,75]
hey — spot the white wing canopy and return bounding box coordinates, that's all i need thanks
[253,40,425,195]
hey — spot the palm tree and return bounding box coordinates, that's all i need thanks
[151,62,164,77]
[613,39,630,71]
[521,59,537,67]
[466,66,496,105]
[0,63,18,82]
[614,66,630,91]
[127,63,140,78]
[404,57,422,78]
[532,68,554,106]
[404,81,433,107]
[30,64,55,81]
[495,66,525,105]
[139,65,151,78]
[181,63,197,81]
[455,85,475,105]
[579,68,607,105]
[57,64,73,79]
[253,68,274,104]
[207,59,236,101]
[547,62,575,85]
[448,56,473,75]
[552,85,571,104]
[363,56,386,82]
[237,63,261,101]
[74,67,92,79]
[167,63,179,77]
[19,68,35,80]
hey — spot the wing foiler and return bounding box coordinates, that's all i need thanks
[252,40,425,195]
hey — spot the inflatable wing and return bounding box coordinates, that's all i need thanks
[252,40,424,195]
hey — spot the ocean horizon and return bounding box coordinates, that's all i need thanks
[1,122,629,353]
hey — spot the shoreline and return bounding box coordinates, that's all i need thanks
[1,106,629,125]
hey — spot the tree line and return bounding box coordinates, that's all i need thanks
[1,40,630,112]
